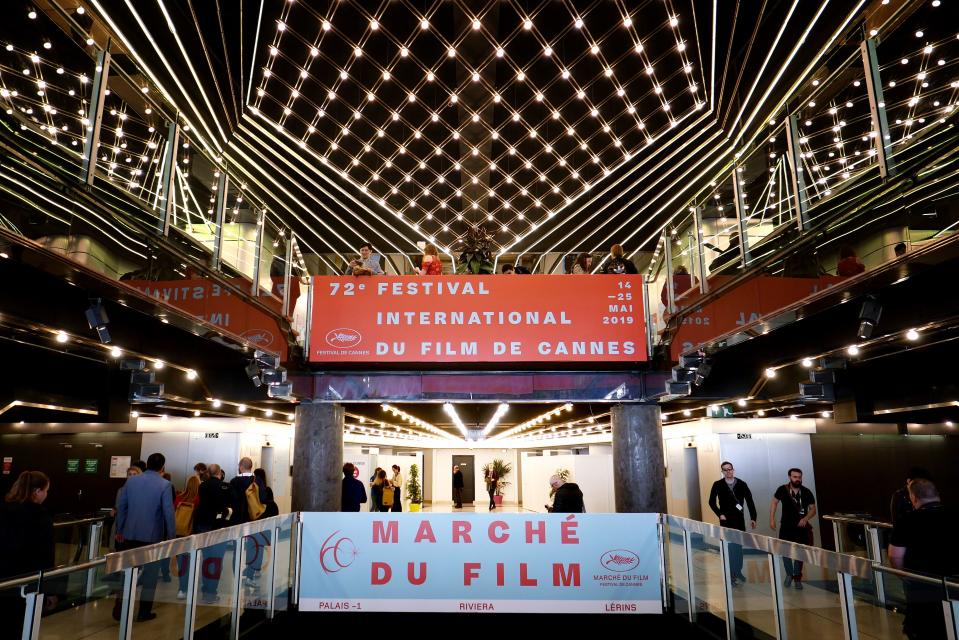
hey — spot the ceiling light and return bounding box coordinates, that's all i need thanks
[496,47,504,58]
[420,18,429,30]
[846,345,860,356]
[472,19,481,30]
[682,409,692,417]
[591,45,600,55]
[574,18,583,29]
[212,399,221,408]
[801,358,813,368]
[55,330,69,343]
[765,368,777,378]
[905,328,919,341]
[448,47,456,57]
[523,19,533,30]
[186,369,197,380]
[238,404,247,413]
[623,17,632,27]
[737,398,747,407]
[110,346,122,358]
[322,20,331,31]
[370,19,379,30]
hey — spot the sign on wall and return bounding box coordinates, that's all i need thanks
[308,275,646,363]
[299,513,662,613]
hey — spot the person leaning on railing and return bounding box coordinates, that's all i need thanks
[0,471,56,619]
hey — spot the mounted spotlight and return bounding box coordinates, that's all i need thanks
[857,296,882,340]
[85,299,111,343]
[245,360,262,388]
[130,371,164,402]
[693,359,712,387]
[254,350,280,369]
[267,383,294,399]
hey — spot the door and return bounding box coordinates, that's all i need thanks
[684,447,703,521]
[261,446,274,488]
[451,455,475,504]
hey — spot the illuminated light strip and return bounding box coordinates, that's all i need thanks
[0,400,98,417]
[237,115,428,265]
[443,403,468,438]
[245,0,266,106]
[345,412,446,441]
[88,0,222,154]
[517,112,716,271]
[155,0,229,144]
[490,403,573,441]
[508,109,713,267]
[725,1,800,137]
[585,128,730,265]
[381,404,461,442]
[737,0,866,141]
[481,403,509,436]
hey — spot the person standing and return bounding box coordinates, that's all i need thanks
[390,465,404,512]
[0,471,55,622]
[115,453,175,621]
[769,468,817,590]
[571,253,592,274]
[370,469,388,512]
[341,464,367,512]
[230,458,267,585]
[889,479,959,640]
[484,465,498,511]
[173,475,201,599]
[194,463,232,604]
[452,465,464,509]
[708,462,757,585]
[548,475,585,513]
[416,244,443,275]
[601,244,639,274]
[890,467,930,526]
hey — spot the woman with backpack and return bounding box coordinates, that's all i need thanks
[174,475,200,599]
[371,469,392,511]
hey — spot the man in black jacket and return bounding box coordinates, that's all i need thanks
[708,461,757,585]
[452,465,464,508]
[193,463,233,603]
[341,463,368,512]
[548,475,585,513]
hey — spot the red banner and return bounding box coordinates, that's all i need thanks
[124,278,288,360]
[666,275,845,359]
[308,275,646,363]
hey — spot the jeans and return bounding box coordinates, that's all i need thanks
[176,554,190,592]
[243,533,270,579]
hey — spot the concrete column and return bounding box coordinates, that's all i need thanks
[612,404,666,513]
[292,403,343,512]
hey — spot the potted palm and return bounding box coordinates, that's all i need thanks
[455,226,495,274]
[406,463,423,512]
[483,459,512,506]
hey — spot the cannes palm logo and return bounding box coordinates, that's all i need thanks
[325,328,362,349]
[600,549,640,572]
[319,531,358,574]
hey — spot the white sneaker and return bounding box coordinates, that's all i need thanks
[176,590,187,600]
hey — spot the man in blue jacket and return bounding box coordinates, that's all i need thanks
[115,452,175,622]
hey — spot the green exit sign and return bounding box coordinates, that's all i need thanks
[66,459,80,473]
[707,405,734,418]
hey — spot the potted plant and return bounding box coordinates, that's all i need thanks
[483,459,513,506]
[455,225,495,274]
[406,463,423,512]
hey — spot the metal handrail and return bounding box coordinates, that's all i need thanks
[52,515,109,529]
[0,513,295,591]
[822,514,893,529]
[666,514,876,579]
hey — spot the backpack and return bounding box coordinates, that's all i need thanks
[246,481,266,520]
[381,484,394,507]
[174,501,195,536]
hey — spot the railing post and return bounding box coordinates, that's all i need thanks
[84,521,102,598]
[663,233,676,314]
[212,170,228,270]
[658,521,669,612]
[692,205,709,293]
[682,529,697,623]
[183,548,201,640]
[292,516,303,607]
[861,39,895,179]
[945,599,959,640]
[864,525,886,606]
[251,208,265,297]
[719,539,737,639]
[832,520,844,553]
[230,536,245,640]
[268,525,281,619]
[20,586,43,640]
[731,167,751,266]
[118,566,139,640]
[785,115,810,231]
[768,554,788,640]
[81,45,111,186]
[281,229,293,318]
[641,277,654,358]
[836,571,860,640]
[157,121,181,236]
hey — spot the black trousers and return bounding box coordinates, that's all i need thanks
[452,487,463,507]
[487,486,496,509]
